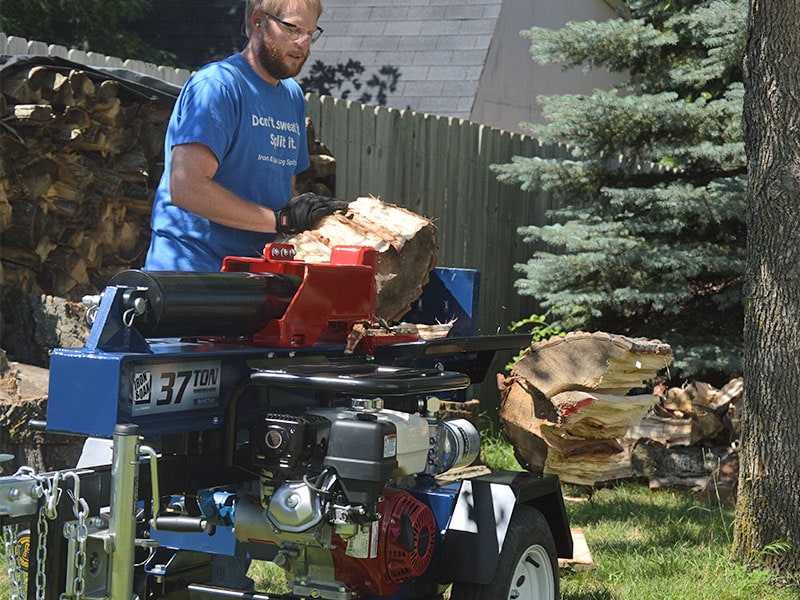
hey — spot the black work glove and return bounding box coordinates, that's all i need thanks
[274,192,350,234]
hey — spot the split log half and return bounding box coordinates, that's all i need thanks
[544,445,634,487]
[499,331,672,475]
[280,196,438,323]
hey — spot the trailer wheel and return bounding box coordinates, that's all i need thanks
[450,504,559,600]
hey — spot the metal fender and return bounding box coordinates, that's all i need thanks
[434,471,573,585]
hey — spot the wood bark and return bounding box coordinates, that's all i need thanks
[498,332,673,484]
[735,0,800,577]
[280,196,438,323]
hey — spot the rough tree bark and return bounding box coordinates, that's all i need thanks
[735,0,800,578]
[281,196,437,323]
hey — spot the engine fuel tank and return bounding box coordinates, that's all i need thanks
[309,403,431,479]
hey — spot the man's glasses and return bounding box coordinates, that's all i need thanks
[265,14,323,44]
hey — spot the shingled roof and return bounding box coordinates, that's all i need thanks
[299,0,503,120]
[129,1,620,133]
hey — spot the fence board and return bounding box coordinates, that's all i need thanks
[358,105,377,200]
[331,99,352,196]
[468,125,489,291]
[482,124,505,334]
[406,112,426,213]
[455,121,476,266]
[344,101,362,200]
[373,107,398,201]
[396,110,412,207]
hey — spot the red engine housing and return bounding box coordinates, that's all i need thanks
[331,488,437,597]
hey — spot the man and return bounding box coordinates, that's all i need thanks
[80,0,342,591]
[144,0,346,271]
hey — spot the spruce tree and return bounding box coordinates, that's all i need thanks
[494,0,747,381]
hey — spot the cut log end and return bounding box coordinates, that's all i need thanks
[281,196,438,322]
[499,331,673,485]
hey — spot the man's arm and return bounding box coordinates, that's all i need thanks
[170,142,278,232]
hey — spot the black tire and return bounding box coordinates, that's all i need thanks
[450,504,559,600]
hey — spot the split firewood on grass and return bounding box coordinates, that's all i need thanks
[498,331,673,485]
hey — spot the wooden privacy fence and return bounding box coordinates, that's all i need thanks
[306,94,568,338]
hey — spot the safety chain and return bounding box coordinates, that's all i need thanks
[35,503,49,600]
[63,472,90,600]
[35,470,61,600]
[73,508,89,600]
[2,523,25,600]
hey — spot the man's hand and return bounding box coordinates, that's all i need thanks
[275,192,349,234]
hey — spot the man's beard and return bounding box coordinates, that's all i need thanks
[257,34,308,80]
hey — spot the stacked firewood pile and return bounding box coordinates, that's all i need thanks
[0,57,336,365]
[499,332,741,501]
[1,61,172,299]
[629,378,741,502]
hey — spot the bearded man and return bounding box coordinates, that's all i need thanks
[88,1,345,591]
[144,0,346,271]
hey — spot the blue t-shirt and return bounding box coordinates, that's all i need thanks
[144,53,310,272]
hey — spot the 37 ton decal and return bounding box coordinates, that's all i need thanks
[131,360,222,414]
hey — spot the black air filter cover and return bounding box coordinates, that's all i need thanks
[324,414,398,506]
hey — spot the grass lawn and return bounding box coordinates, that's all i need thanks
[481,426,798,599]
[559,482,797,600]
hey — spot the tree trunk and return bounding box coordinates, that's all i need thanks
[735,0,800,577]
